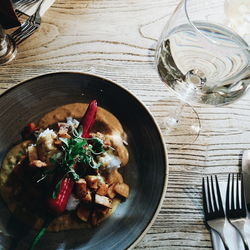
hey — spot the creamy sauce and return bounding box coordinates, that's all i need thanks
[0,103,129,232]
[0,140,30,188]
[39,103,129,166]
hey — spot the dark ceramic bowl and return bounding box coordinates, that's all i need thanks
[0,72,168,250]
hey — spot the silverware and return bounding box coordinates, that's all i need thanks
[10,0,43,45]
[202,175,229,250]
[226,173,249,250]
[0,25,16,65]
[14,0,39,12]
[242,150,250,211]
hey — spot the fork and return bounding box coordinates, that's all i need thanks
[14,0,39,12]
[226,173,249,250]
[10,0,43,45]
[202,176,229,250]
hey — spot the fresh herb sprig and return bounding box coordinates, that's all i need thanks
[53,126,105,176]
[60,127,105,169]
[48,126,107,199]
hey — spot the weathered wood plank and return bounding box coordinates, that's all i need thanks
[1,0,249,249]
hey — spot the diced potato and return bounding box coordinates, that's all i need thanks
[106,169,123,184]
[91,211,98,225]
[95,194,112,208]
[114,183,129,198]
[96,183,108,196]
[53,139,63,146]
[86,175,99,189]
[75,178,87,199]
[27,145,38,162]
[29,160,47,168]
[107,183,116,199]
[58,123,71,138]
[57,122,69,129]
[36,129,58,164]
[82,190,92,203]
[77,204,90,222]
[96,206,110,216]
[91,206,110,225]
[59,132,71,139]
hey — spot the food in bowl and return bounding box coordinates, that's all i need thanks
[0,100,130,234]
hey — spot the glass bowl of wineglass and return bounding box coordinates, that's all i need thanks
[155,0,250,145]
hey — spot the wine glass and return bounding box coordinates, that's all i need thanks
[155,0,250,144]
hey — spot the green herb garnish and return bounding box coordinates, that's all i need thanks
[50,126,107,199]
[52,178,63,199]
[91,137,106,154]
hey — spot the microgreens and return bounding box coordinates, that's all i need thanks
[52,178,63,199]
[50,125,107,199]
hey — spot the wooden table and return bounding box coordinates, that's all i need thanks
[1,0,250,249]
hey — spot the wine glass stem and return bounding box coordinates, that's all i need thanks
[174,101,185,125]
[164,101,185,130]
[162,100,201,145]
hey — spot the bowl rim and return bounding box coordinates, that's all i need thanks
[0,71,169,249]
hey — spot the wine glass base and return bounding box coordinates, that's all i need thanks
[159,102,201,149]
[0,35,17,65]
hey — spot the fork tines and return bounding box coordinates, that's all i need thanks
[226,173,249,249]
[14,0,38,10]
[226,173,247,218]
[203,175,225,220]
[202,175,229,250]
[10,0,43,45]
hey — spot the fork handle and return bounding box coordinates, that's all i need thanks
[240,231,249,250]
[237,230,249,250]
[222,240,229,250]
[244,242,249,250]
[230,223,249,250]
[212,229,229,250]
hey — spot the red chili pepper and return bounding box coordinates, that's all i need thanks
[47,178,74,214]
[21,122,38,139]
[28,122,37,131]
[80,100,97,138]
[47,100,98,215]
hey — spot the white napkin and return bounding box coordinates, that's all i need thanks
[14,0,55,17]
[211,181,250,250]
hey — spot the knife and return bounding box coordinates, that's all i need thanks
[242,150,250,211]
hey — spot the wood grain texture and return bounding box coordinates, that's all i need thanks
[1,0,250,249]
